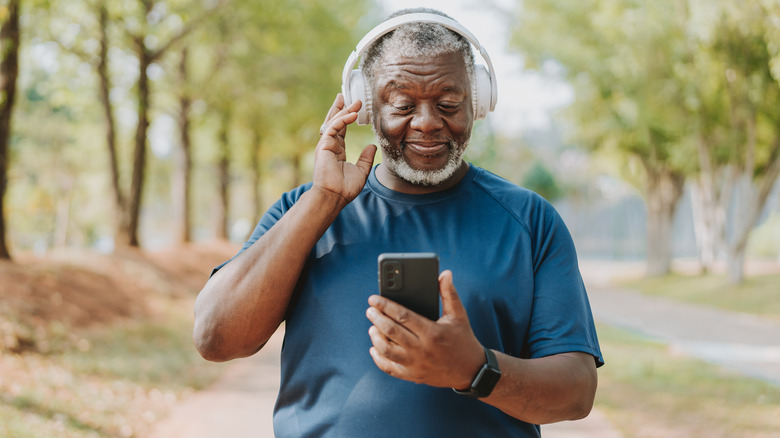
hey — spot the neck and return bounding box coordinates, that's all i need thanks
[375,161,469,194]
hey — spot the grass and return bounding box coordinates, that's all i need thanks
[619,272,780,320]
[0,297,222,438]
[596,266,780,436]
[595,324,780,437]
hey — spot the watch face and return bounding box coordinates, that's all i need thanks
[474,365,501,396]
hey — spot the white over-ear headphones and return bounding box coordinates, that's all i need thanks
[341,12,498,125]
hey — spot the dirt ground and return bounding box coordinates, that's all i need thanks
[0,241,238,354]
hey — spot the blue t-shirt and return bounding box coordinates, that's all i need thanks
[218,164,603,437]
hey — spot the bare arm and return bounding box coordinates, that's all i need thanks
[194,95,376,362]
[366,270,598,424]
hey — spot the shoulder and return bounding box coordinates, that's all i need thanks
[469,166,562,228]
[253,182,314,234]
[277,182,314,211]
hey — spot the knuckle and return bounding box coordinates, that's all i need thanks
[384,323,400,338]
[428,330,446,344]
[395,309,410,324]
[378,342,394,357]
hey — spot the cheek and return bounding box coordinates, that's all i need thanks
[448,116,473,141]
[377,113,409,137]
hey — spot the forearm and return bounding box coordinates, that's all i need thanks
[481,351,598,424]
[193,187,345,361]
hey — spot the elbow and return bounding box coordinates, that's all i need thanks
[567,397,595,421]
[192,312,265,362]
[567,369,598,421]
[193,319,231,362]
[192,287,235,362]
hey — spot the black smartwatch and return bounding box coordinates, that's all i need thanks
[452,346,501,398]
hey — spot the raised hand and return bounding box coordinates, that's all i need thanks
[313,94,377,207]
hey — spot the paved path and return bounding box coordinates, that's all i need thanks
[580,260,780,386]
[149,330,283,438]
[150,322,621,438]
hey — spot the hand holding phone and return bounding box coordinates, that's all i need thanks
[377,253,440,320]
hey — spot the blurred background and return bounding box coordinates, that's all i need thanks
[0,0,778,437]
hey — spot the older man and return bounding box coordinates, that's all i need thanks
[194,8,603,437]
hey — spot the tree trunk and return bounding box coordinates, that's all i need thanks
[291,153,304,188]
[726,143,780,284]
[172,48,192,244]
[727,238,748,284]
[250,128,263,219]
[215,110,231,240]
[643,165,685,277]
[691,136,733,273]
[117,41,152,247]
[96,3,124,236]
[0,0,20,260]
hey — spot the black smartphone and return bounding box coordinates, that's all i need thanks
[377,252,440,320]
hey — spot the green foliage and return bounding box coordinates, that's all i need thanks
[521,160,563,202]
[511,0,694,179]
[6,0,378,250]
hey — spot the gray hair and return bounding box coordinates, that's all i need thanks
[360,8,477,121]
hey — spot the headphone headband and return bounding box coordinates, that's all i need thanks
[341,12,498,125]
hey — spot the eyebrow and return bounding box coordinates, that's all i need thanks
[385,80,407,90]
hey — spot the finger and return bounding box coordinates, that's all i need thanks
[367,295,427,337]
[366,303,418,347]
[369,346,414,381]
[324,93,345,123]
[321,110,359,138]
[368,325,409,364]
[439,270,467,318]
[321,98,363,136]
[326,97,361,125]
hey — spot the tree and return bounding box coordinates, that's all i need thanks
[0,0,20,260]
[511,0,693,276]
[521,160,564,203]
[189,0,376,238]
[52,0,227,248]
[685,0,780,282]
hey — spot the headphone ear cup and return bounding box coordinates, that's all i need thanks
[473,65,491,121]
[348,69,371,125]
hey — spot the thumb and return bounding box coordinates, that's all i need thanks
[439,270,467,319]
[355,144,377,176]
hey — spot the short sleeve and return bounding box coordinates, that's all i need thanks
[525,200,604,367]
[209,183,313,277]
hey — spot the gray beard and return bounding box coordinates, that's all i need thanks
[375,133,469,187]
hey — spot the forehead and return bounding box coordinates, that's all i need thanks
[373,51,470,95]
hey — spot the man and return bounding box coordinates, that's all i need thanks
[194,9,603,437]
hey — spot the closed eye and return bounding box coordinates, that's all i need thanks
[438,102,461,112]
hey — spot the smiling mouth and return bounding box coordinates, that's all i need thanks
[403,141,450,157]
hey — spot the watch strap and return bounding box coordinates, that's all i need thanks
[452,346,501,398]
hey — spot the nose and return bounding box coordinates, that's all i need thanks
[409,103,444,133]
